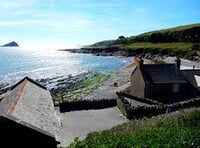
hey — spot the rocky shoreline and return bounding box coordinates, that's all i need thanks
[1,49,200,104]
[60,47,135,57]
[61,47,185,58]
[0,72,93,100]
[0,57,131,104]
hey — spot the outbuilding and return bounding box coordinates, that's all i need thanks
[0,77,60,147]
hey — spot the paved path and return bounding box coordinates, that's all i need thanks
[57,107,127,147]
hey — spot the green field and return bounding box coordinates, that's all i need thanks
[118,42,192,51]
[86,42,196,59]
[145,23,200,34]
[68,109,200,148]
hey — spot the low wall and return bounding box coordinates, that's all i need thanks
[59,99,117,112]
[166,97,200,112]
[116,92,162,105]
[117,94,200,120]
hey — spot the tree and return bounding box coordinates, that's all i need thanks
[150,32,164,43]
[116,36,127,44]
[118,36,126,40]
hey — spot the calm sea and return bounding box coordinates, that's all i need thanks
[0,47,129,85]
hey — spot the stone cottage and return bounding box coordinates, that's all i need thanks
[130,57,198,103]
[0,77,60,147]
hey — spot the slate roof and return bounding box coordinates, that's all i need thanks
[181,69,200,91]
[0,77,59,140]
[139,64,187,84]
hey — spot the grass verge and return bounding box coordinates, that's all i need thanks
[68,109,200,148]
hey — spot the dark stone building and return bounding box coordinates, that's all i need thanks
[131,57,198,103]
[181,69,200,92]
[0,77,60,147]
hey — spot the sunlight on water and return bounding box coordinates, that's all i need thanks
[0,47,129,85]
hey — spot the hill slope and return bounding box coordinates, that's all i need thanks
[90,23,200,46]
[89,40,115,47]
[83,23,200,60]
[127,23,200,43]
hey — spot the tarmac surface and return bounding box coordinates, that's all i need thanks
[58,107,127,147]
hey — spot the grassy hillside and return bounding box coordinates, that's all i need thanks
[90,23,200,46]
[86,23,200,59]
[127,23,200,43]
[89,40,115,47]
[119,42,197,59]
[68,109,200,148]
[145,23,200,34]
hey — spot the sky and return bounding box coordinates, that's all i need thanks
[0,0,200,49]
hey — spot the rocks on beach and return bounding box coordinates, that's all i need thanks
[0,72,93,101]
[1,54,200,104]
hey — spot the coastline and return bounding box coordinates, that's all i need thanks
[1,52,200,147]
[1,51,200,104]
[0,55,133,104]
[51,56,134,105]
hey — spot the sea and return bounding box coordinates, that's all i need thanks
[0,47,130,86]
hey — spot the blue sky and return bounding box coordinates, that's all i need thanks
[0,0,200,49]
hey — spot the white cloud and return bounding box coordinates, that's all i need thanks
[0,0,37,9]
[0,0,128,48]
[0,11,93,34]
[0,0,123,34]
[37,13,93,32]
[0,20,24,26]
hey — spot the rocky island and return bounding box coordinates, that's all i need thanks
[1,41,19,47]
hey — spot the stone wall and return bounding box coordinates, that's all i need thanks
[117,93,200,120]
[59,99,117,112]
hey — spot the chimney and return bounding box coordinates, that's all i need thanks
[193,65,195,70]
[175,56,181,70]
[134,56,144,67]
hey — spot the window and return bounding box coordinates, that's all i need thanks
[173,84,179,93]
